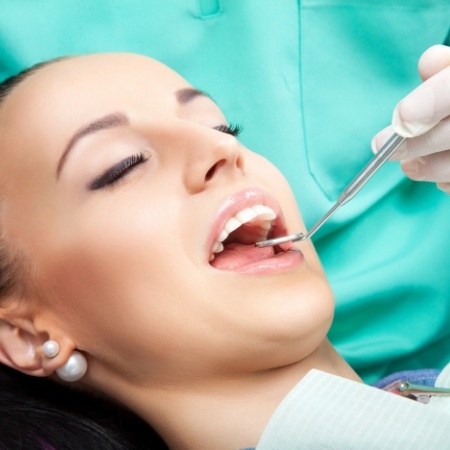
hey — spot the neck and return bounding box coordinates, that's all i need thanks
[105,339,360,450]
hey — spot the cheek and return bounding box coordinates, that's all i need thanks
[35,196,224,373]
[34,194,187,335]
[39,231,201,371]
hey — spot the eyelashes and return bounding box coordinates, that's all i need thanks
[90,153,147,190]
[214,123,242,137]
[89,122,241,190]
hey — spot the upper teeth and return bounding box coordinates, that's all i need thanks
[209,204,276,261]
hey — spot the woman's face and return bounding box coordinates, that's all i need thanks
[0,54,333,385]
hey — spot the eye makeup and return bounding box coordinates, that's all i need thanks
[89,153,148,190]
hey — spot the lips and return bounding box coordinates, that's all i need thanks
[207,188,303,274]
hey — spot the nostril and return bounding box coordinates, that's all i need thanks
[205,160,225,181]
[205,164,217,181]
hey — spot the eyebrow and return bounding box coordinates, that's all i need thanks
[56,112,129,179]
[56,88,212,179]
[175,87,212,104]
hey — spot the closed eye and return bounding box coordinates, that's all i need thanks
[90,153,148,190]
[88,123,239,190]
[213,123,242,137]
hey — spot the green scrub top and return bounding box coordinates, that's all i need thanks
[1,0,449,384]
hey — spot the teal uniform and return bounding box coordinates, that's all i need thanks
[1,1,449,383]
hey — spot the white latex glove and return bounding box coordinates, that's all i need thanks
[372,45,450,194]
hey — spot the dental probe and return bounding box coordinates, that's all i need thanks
[256,132,406,248]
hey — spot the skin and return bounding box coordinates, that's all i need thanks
[0,54,360,449]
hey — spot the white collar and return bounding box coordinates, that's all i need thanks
[256,362,450,449]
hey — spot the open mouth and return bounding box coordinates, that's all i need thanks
[209,204,294,272]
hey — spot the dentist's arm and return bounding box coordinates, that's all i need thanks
[372,45,450,194]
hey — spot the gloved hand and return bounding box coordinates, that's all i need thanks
[372,45,450,194]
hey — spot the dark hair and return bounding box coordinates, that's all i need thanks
[0,364,168,450]
[0,59,62,102]
[0,61,168,450]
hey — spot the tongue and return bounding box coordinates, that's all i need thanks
[210,242,276,270]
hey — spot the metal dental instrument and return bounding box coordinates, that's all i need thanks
[256,132,406,248]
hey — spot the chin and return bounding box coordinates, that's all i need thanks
[251,279,334,346]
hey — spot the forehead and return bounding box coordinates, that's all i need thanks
[0,54,196,205]
[1,54,191,123]
[0,54,193,176]
[0,54,198,239]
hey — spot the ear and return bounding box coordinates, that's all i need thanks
[0,299,75,377]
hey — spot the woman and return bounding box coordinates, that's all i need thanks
[0,53,449,450]
[2,2,450,387]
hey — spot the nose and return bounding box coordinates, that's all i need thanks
[180,123,245,194]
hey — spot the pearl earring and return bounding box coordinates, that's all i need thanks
[42,340,60,358]
[56,351,88,382]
